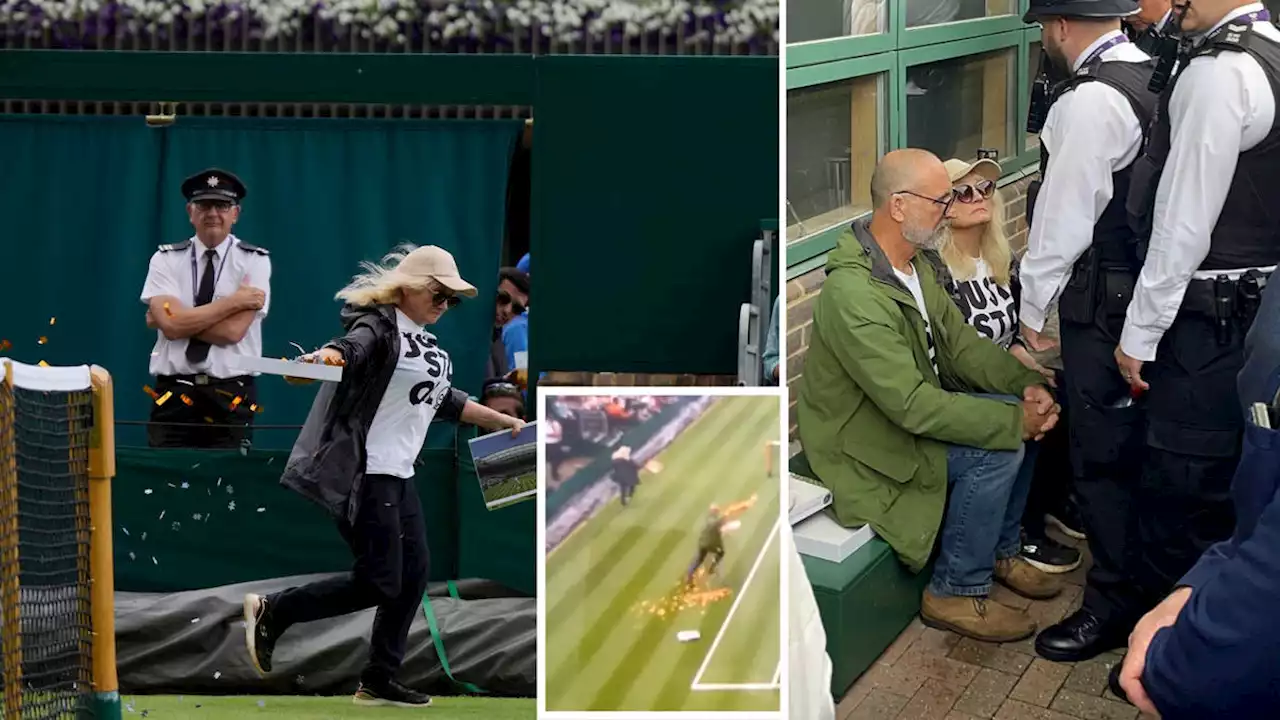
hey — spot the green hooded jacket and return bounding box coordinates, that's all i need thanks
[797,218,1045,572]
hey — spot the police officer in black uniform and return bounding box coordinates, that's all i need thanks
[1017,0,1162,662]
[1116,0,1280,661]
[141,169,272,449]
[1123,0,1175,51]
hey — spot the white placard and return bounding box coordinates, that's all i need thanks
[227,356,344,383]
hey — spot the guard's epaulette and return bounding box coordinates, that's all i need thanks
[235,241,270,256]
[157,239,192,253]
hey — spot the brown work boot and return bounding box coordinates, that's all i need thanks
[920,589,1036,643]
[995,556,1063,600]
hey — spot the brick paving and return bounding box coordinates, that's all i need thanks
[836,532,1159,720]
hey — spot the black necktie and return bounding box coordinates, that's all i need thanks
[185,249,217,364]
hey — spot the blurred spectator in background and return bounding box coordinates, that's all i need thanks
[763,294,782,385]
[479,378,525,419]
[486,267,529,379]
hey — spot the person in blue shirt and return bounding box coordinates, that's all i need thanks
[516,252,530,275]
[762,294,781,385]
[1115,274,1280,718]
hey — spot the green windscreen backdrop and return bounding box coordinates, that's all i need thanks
[0,115,520,449]
[531,56,779,375]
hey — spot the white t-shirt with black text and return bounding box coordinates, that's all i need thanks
[364,309,455,479]
[893,263,938,375]
[947,257,1018,349]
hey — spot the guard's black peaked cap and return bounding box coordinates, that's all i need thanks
[1023,0,1140,24]
[182,168,247,204]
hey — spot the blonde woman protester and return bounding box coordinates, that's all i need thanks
[938,157,1081,575]
[241,244,524,708]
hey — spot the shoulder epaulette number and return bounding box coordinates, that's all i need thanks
[157,239,192,253]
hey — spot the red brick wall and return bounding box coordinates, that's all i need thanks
[785,174,1039,438]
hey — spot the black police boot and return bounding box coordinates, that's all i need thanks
[1035,608,1130,662]
[1108,662,1131,704]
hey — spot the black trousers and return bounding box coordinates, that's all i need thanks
[147,375,256,449]
[1134,312,1242,603]
[1022,370,1075,538]
[1060,314,1149,624]
[269,475,431,684]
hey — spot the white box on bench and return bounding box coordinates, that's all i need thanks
[794,511,876,564]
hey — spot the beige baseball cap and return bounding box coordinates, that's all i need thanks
[944,157,1002,184]
[395,245,477,297]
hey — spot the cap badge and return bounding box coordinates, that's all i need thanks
[206,176,220,187]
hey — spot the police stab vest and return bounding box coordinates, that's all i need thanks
[1032,57,1158,265]
[1128,20,1280,270]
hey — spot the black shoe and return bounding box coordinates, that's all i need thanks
[1108,662,1131,704]
[1046,503,1087,540]
[242,593,280,676]
[1020,534,1081,574]
[1035,608,1129,662]
[353,678,433,708]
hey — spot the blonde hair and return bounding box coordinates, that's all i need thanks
[939,188,1012,287]
[334,243,441,307]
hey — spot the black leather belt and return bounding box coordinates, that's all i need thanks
[157,374,254,387]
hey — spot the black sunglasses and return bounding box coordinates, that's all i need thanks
[896,189,956,214]
[497,289,527,315]
[432,290,462,308]
[954,179,996,204]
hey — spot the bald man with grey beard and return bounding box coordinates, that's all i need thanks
[797,149,1061,643]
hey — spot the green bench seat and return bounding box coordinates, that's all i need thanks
[791,452,931,698]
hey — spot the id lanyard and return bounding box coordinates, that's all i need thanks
[190,240,231,304]
[1079,32,1131,70]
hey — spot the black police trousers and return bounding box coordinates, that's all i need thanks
[268,474,431,684]
[1134,311,1242,601]
[1059,313,1149,624]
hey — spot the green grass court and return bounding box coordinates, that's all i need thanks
[545,396,781,712]
[483,473,537,507]
[118,695,533,718]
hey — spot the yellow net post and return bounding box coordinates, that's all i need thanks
[88,367,121,718]
[0,361,21,718]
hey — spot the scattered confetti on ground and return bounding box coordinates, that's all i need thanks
[634,571,733,619]
[37,336,47,345]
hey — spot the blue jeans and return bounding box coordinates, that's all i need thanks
[929,394,1033,597]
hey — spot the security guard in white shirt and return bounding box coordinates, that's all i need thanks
[1018,0,1161,663]
[141,168,272,449]
[1117,0,1279,647]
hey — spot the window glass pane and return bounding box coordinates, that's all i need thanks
[789,0,888,43]
[905,48,1015,163]
[905,0,1014,28]
[786,74,883,243]
[1027,41,1042,150]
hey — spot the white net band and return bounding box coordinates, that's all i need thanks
[0,359,92,393]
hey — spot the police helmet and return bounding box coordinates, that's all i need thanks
[1023,0,1141,24]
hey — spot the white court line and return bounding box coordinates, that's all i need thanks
[771,661,781,686]
[690,519,781,692]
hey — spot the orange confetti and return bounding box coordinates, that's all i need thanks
[163,302,173,317]
[37,336,48,345]
[214,389,236,398]
[37,360,49,367]
[143,385,159,400]
[179,394,194,407]
[155,391,173,406]
[0,340,11,352]
[250,403,262,413]
[204,417,214,424]
[48,317,55,326]
[229,396,243,411]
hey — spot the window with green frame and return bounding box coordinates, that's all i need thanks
[787,0,1043,277]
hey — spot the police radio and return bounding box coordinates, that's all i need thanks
[1150,1,1193,93]
[1026,49,1054,135]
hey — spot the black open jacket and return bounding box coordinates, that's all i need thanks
[279,303,468,526]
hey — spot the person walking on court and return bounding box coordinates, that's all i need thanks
[611,445,642,507]
[140,168,270,450]
[241,244,523,708]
